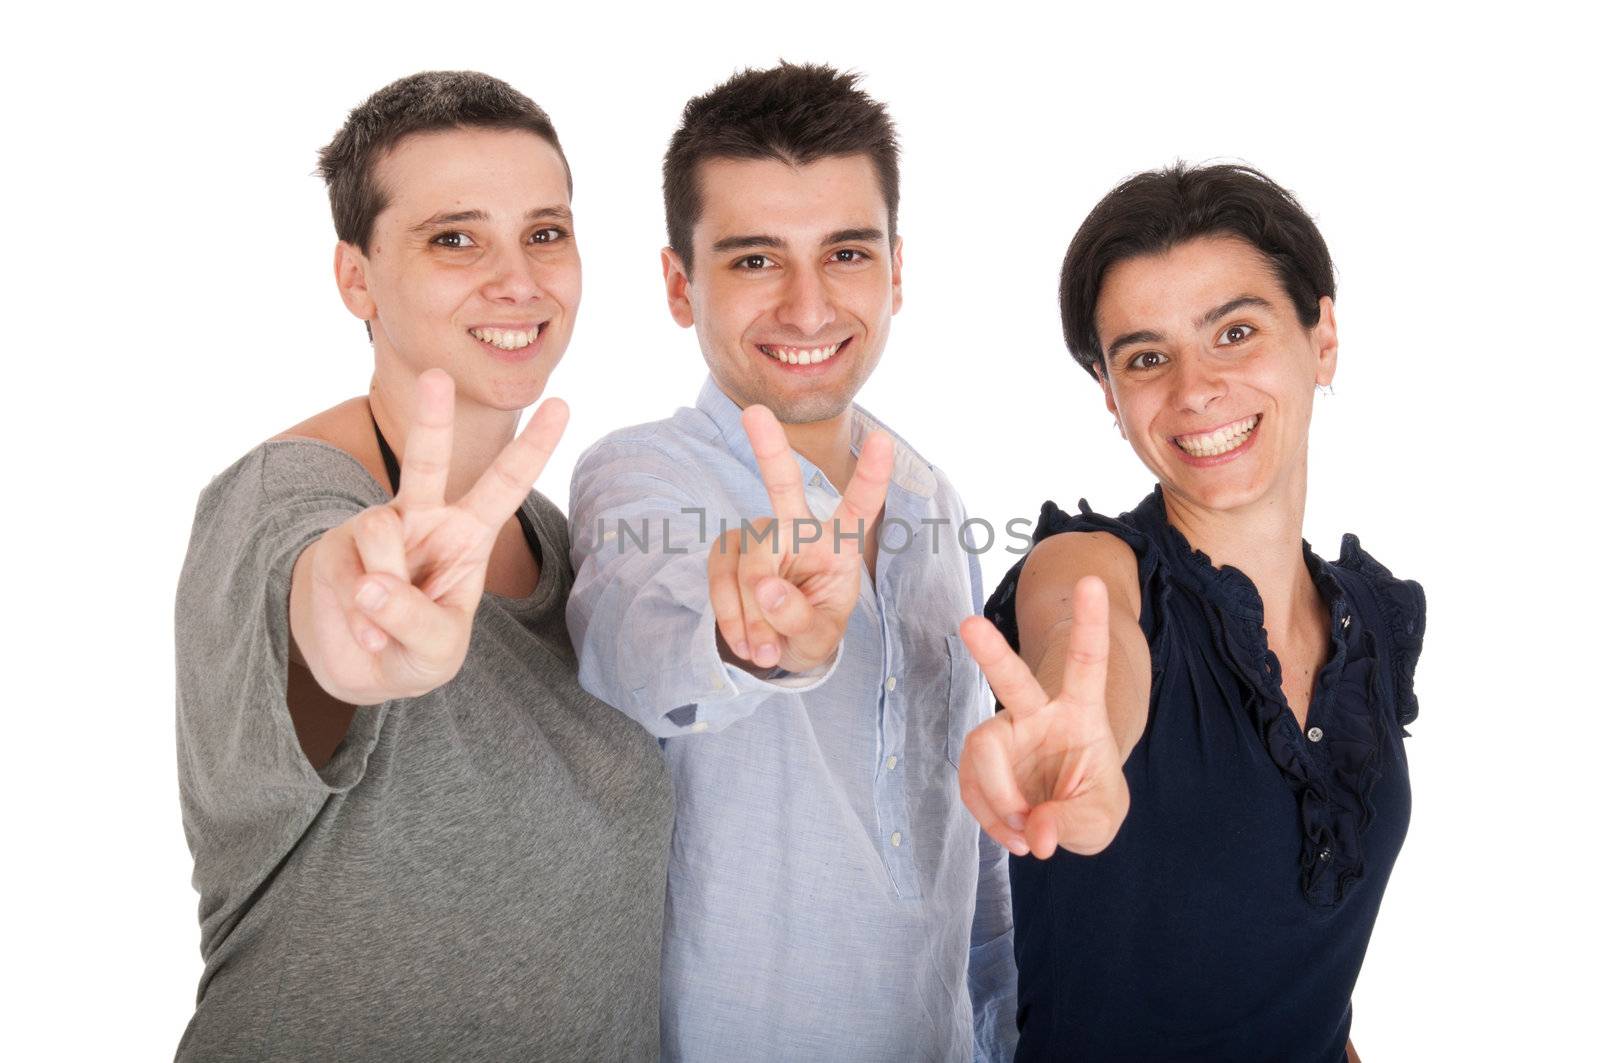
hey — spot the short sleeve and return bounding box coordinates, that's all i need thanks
[1336,534,1426,727]
[175,442,391,945]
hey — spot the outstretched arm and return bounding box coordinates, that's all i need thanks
[958,531,1150,859]
[568,407,892,738]
[288,369,567,707]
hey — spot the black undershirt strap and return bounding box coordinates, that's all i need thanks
[369,411,543,568]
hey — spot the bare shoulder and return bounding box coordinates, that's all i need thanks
[270,397,388,490]
[1019,530,1141,618]
[272,396,369,448]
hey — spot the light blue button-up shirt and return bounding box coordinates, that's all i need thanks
[567,379,1016,1062]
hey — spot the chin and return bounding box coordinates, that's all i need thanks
[764,391,854,425]
[481,372,552,412]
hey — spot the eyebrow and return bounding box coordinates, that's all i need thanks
[1197,294,1271,327]
[711,233,784,254]
[409,205,573,232]
[824,227,886,246]
[708,226,887,255]
[1104,294,1275,362]
[1104,329,1164,363]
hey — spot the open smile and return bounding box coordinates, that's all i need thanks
[756,337,851,369]
[467,321,550,363]
[1170,413,1262,464]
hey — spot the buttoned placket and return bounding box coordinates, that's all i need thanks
[872,478,930,901]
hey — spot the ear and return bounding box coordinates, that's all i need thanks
[890,235,904,315]
[1094,362,1118,416]
[1312,296,1339,387]
[662,247,695,328]
[334,242,376,322]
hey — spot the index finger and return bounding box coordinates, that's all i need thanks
[457,398,570,528]
[742,404,812,522]
[394,368,456,507]
[960,615,1050,720]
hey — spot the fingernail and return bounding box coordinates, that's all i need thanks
[757,644,779,667]
[758,584,787,611]
[356,580,387,611]
[1005,814,1026,831]
[735,640,750,659]
[1006,839,1030,858]
[360,627,385,652]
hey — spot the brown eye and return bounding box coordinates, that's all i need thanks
[1219,324,1255,345]
[736,254,770,270]
[431,231,475,249]
[1130,351,1168,371]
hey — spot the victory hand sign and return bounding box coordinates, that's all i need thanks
[290,369,568,705]
[958,576,1131,859]
[708,404,893,675]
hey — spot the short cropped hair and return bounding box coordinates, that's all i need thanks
[1060,163,1336,379]
[663,62,900,273]
[317,70,571,252]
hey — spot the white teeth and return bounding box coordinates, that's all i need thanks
[762,341,842,366]
[1175,415,1260,457]
[470,326,539,350]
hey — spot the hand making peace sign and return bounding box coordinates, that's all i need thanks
[290,369,569,705]
[957,576,1131,859]
[708,404,894,675]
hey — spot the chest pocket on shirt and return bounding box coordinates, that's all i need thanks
[945,633,983,768]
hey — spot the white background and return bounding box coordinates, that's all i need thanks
[6,1,1595,1058]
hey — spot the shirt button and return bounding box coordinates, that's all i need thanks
[691,722,709,734]
[1341,615,1352,630]
[886,755,898,771]
[885,676,897,692]
[1307,726,1324,743]
[890,831,903,847]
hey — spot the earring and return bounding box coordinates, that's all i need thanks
[1112,417,1126,439]
[1316,383,1334,398]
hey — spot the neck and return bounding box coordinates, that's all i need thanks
[368,359,521,502]
[780,408,858,490]
[1160,459,1317,635]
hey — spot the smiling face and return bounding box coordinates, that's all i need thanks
[663,154,902,425]
[334,127,580,412]
[1095,235,1338,515]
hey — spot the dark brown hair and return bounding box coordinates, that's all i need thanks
[317,71,571,252]
[663,63,900,273]
[1060,162,1336,379]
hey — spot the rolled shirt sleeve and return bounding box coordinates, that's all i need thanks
[567,437,839,738]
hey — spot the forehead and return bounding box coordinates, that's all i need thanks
[693,154,888,244]
[372,127,570,223]
[1097,235,1290,332]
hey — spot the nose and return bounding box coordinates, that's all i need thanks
[773,262,836,337]
[480,243,544,304]
[1173,350,1226,413]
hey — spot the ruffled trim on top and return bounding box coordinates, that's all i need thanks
[985,487,1424,908]
[1117,491,1378,905]
[1333,535,1427,728]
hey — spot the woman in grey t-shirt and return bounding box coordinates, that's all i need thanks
[174,72,672,1062]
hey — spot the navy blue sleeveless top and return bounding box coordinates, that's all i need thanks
[985,487,1425,1062]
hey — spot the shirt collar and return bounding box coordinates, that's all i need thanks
[694,375,936,499]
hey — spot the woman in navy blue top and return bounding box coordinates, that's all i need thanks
[955,164,1423,1062]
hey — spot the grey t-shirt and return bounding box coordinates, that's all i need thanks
[175,439,674,1062]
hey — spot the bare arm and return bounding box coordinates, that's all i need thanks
[1014,530,1152,763]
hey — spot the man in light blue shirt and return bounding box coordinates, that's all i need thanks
[567,63,1016,1061]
